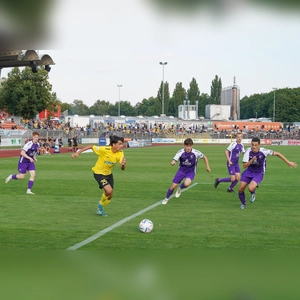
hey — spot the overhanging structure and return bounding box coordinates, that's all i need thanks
[0,50,55,75]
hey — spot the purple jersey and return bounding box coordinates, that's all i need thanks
[227,141,245,166]
[173,148,204,174]
[242,147,274,174]
[19,141,39,164]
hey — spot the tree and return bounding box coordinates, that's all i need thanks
[210,75,222,104]
[70,99,90,115]
[187,77,200,104]
[60,102,72,115]
[198,93,211,117]
[0,67,57,119]
[89,100,111,116]
[135,97,159,116]
[240,88,300,122]
[117,100,137,116]
[171,82,186,116]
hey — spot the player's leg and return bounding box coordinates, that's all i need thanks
[5,163,27,183]
[162,171,183,204]
[249,174,263,203]
[94,174,114,216]
[238,181,248,209]
[227,174,237,192]
[163,182,178,204]
[26,168,36,194]
[214,165,233,188]
[176,177,192,198]
[238,170,252,209]
[228,164,242,192]
[228,168,241,192]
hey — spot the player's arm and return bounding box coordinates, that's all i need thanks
[225,149,232,165]
[20,149,34,162]
[272,151,297,169]
[203,155,211,172]
[71,145,93,158]
[242,149,255,169]
[243,156,257,169]
[120,157,126,170]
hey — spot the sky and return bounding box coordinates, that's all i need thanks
[1,0,300,108]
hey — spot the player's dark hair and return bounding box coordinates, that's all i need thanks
[110,135,124,146]
[184,138,193,145]
[252,137,260,144]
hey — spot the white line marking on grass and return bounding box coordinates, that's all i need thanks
[66,182,198,250]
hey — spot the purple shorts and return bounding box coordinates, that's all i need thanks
[227,164,241,176]
[172,169,195,184]
[241,169,264,185]
[18,162,36,174]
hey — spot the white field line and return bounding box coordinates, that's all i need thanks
[66,182,198,250]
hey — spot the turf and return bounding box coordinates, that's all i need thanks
[0,145,299,250]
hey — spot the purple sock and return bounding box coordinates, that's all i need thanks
[28,180,34,190]
[12,174,18,180]
[219,178,231,183]
[238,192,246,205]
[180,182,186,189]
[229,180,238,190]
[166,188,173,199]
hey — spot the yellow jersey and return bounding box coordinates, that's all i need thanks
[91,145,124,175]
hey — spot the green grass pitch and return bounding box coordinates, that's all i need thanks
[0,145,299,250]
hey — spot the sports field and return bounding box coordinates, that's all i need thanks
[0,144,299,250]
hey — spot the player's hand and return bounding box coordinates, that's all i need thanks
[171,160,176,166]
[206,167,211,173]
[121,158,126,166]
[72,153,79,159]
[288,161,297,168]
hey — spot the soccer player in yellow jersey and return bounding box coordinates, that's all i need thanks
[72,135,126,216]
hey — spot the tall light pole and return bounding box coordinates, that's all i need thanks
[159,62,167,115]
[272,87,277,122]
[117,84,122,117]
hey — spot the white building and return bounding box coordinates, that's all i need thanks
[178,100,199,120]
[205,105,231,120]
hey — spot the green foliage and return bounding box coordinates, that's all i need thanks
[135,97,160,116]
[89,99,113,116]
[210,75,222,104]
[170,82,186,116]
[240,88,300,122]
[60,102,72,115]
[198,93,211,117]
[0,67,57,119]
[187,77,200,104]
[0,145,299,250]
[70,99,90,115]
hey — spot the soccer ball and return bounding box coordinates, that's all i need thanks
[139,219,153,233]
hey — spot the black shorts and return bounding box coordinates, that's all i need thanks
[94,173,114,189]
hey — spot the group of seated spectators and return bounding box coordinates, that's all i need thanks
[212,126,300,140]
[0,111,19,129]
